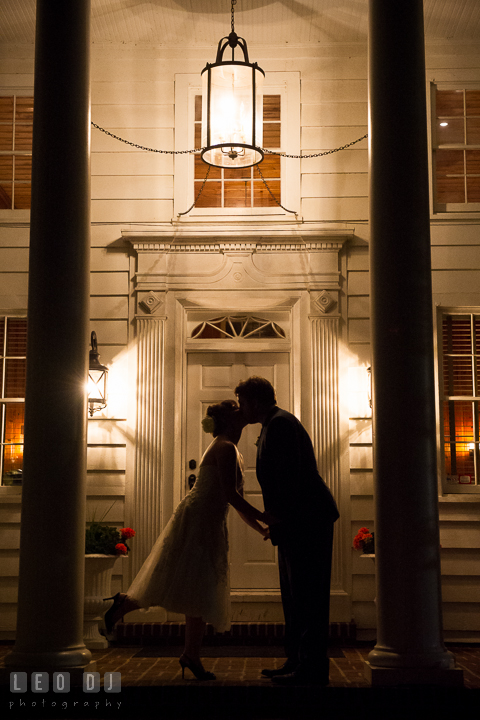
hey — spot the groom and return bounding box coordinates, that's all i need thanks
[235,376,339,686]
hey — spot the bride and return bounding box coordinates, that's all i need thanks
[104,399,270,680]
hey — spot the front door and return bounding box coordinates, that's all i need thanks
[186,352,289,591]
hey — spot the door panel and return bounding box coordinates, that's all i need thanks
[186,352,289,590]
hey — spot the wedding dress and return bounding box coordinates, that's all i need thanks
[127,458,240,633]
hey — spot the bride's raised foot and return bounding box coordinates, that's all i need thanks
[103,592,127,635]
[179,654,216,681]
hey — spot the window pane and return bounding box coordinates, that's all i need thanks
[0,317,4,351]
[436,176,465,203]
[194,154,221,179]
[5,359,26,397]
[475,317,480,355]
[0,124,13,151]
[253,179,280,207]
[224,180,251,207]
[443,356,473,395]
[263,123,280,147]
[259,153,281,178]
[14,124,33,151]
[466,150,480,174]
[263,95,280,121]
[0,155,13,181]
[0,97,14,123]
[0,182,12,209]
[436,149,464,175]
[194,180,222,207]
[6,318,27,356]
[466,118,480,145]
[2,403,24,485]
[443,401,475,480]
[466,90,480,116]
[15,155,31,181]
[194,95,202,122]
[443,316,472,353]
[437,118,464,145]
[224,165,251,180]
[467,177,480,203]
[15,97,34,124]
[437,90,464,116]
[194,122,201,148]
[13,184,31,210]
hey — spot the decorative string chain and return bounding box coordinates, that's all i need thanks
[91,122,368,158]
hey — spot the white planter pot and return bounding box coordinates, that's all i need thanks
[83,554,118,649]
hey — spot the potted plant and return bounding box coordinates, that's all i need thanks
[84,503,135,649]
[353,527,375,555]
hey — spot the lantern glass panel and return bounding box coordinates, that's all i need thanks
[202,63,263,169]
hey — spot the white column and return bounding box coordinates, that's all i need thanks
[129,317,165,581]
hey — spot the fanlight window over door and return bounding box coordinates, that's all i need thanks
[191,316,286,340]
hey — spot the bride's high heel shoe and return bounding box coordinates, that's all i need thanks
[179,654,216,681]
[103,592,126,635]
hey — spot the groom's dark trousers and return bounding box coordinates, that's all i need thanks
[256,406,339,675]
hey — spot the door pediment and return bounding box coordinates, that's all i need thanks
[124,222,352,292]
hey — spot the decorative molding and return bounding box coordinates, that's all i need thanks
[130,318,164,582]
[311,317,343,590]
[128,241,347,254]
[315,290,336,314]
[139,291,164,314]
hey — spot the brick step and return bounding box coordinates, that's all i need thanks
[115,621,356,645]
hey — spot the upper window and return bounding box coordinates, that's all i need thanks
[1,317,27,486]
[0,95,33,210]
[440,312,480,492]
[433,86,480,212]
[174,72,300,218]
[193,95,281,209]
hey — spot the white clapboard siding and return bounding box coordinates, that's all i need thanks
[0,248,29,272]
[88,320,128,345]
[302,197,368,222]
[301,80,368,103]
[439,524,480,549]
[91,199,173,224]
[90,272,129,296]
[92,104,174,129]
[87,446,127,472]
[0,273,28,296]
[441,550,480,576]
[90,248,130,273]
[92,127,174,154]
[441,576,480,603]
[347,271,370,295]
[91,82,174,106]
[353,574,376,601]
[0,554,19,577]
[348,319,371,344]
[348,296,370,318]
[352,601,376,629]
[87,420,129,445]
[0,607,17,632]
[302,102,368,127]
[301,149,368,174]
[301,173,368,198]
[91,152,173,177]
[0,527,20,550]
[85,497,125,524]
[0,577,17,603]
[91,175,174,201]
[432,271,480,294]
[431,245,480,270]
[90,296,129,319]
[87,473,126,489]
[302,127,368,151]
[350,471,374,496]
[0,227,30,248]
[351,497,374,521]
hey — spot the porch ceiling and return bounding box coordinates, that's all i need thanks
[1,0,479,47]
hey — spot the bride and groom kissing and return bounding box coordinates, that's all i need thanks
[104,376,339,686]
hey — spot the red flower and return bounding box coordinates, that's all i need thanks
[115,543,128,555]
[120,527,136,540]
[358,527,370,534]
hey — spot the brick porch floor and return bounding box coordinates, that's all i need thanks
[1,640,480,718]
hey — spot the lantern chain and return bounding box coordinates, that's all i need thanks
[177,165,212,216]
[231,0,236,33]
[255,165,297,215]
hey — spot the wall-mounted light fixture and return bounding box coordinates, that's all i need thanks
[88,331,108,416]
[200,0,264,169]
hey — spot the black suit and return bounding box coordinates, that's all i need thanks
[256,406,339,675]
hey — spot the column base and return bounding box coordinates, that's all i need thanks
[365,661,464,687]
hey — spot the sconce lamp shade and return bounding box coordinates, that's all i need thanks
[201,31,264,169]
[88,331,108,416]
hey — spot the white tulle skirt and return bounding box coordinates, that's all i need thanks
[127,465,231,632]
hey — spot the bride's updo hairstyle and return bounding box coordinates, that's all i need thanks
[206,399,239,438]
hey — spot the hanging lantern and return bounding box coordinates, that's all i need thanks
[88,331,108,416]
[201,1,264,169]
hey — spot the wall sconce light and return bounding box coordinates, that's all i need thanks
[201,0,264,169]
[88,331,108,416]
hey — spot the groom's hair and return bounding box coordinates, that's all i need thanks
[234,376,276,408]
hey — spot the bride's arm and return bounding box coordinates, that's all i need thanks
[216,442,268,527]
